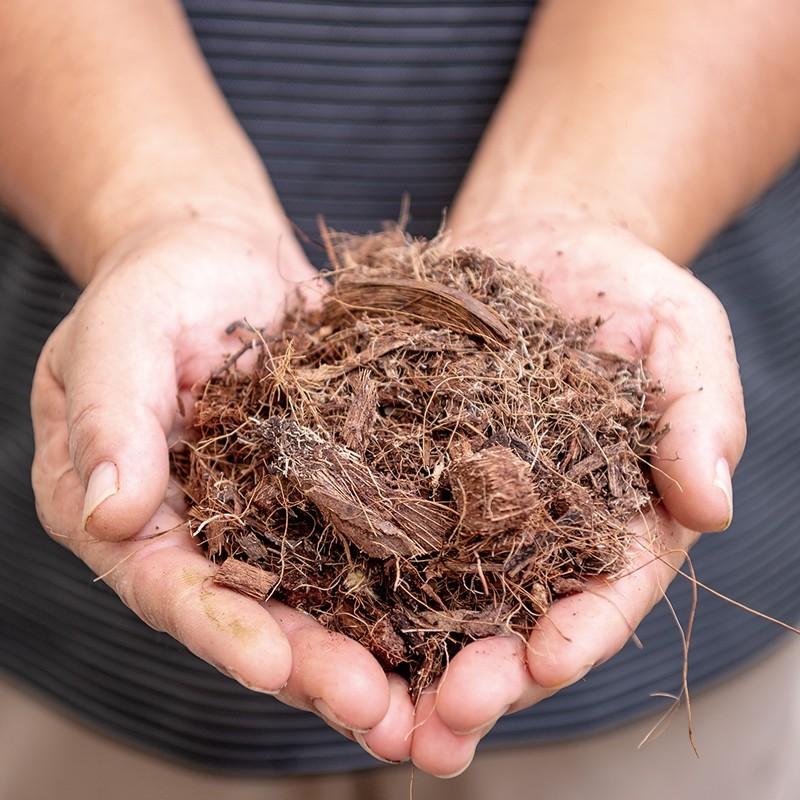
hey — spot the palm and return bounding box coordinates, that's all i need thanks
[408,220,746,776]
[31,218,414,764]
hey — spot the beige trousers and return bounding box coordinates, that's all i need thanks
[1,639,798,800]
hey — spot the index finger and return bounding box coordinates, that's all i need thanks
[526,510,696,688]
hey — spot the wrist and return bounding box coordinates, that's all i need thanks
[451,189,657,245]
[449,153,674,262]
[445,212,674,309]
[42,102,291,285]
[448,183,662,261]
[90,206,309,289]
[66,174,296,286]
[447,39,712,265]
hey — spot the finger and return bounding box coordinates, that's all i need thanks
[526,511,696,689]
[267,601,391,734]
[647,282,746,532]
[411,683,481,778]
[33,354,388,733]
[355,673,415,763]
[652,395,741,532]
[47,483,293,693]
[434,636,550,735]
[31,371,293,694]
[113,518,294,693]
[47,297,179,541]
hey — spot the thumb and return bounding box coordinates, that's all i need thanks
[50,310,177,541]
[647,288,746,532]
[651,391,743,533]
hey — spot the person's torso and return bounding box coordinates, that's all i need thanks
[1,1,798,775]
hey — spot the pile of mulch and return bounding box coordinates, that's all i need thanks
[172,229,661,695]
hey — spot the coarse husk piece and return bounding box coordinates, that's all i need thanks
[172,228,662,696]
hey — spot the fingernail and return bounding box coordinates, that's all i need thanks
[225,667,281,696]
[82,461,119,529]
[353,731,405,764]
[312,699,370,734]
[456,704,511,735]
[434,755,475,780]
[713,457,733,530]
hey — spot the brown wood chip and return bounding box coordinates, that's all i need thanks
[342,371,378,453]
[450,445,540,535]
[414,607,512,638]
[213,558,279,601]
[251,417,457,558]
[325,277,515,345]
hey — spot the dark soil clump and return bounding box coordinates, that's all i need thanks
[172,229,661,695]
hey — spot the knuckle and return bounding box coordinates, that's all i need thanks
[114,545,170,632]
[67,400,107,470]
[30,454,47,506]
[40,314,74,379]
[731,414,748,462]
[665,273,730,327]
[118,545,195,639]
[695,281,728,318]
[31,454,87,558]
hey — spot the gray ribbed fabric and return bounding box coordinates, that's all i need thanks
[1,0,799,776]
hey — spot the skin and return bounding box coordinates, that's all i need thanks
[2,0,414,764]
[1,0,799,779]
[411,0,800,775]
[408,220,740,775]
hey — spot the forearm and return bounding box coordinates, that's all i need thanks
[451,0,800,262]
[0,0,291,284]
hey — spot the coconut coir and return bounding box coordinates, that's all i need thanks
[172,229,661,695]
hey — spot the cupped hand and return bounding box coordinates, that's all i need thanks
[30,214,414,763]
[409,216,746,776]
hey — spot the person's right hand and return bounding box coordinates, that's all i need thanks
[30,213,415,764]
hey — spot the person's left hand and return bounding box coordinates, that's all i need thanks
[408,215,746,777]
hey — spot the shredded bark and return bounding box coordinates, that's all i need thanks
[173,228,661,696]
[214,557,279,601]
